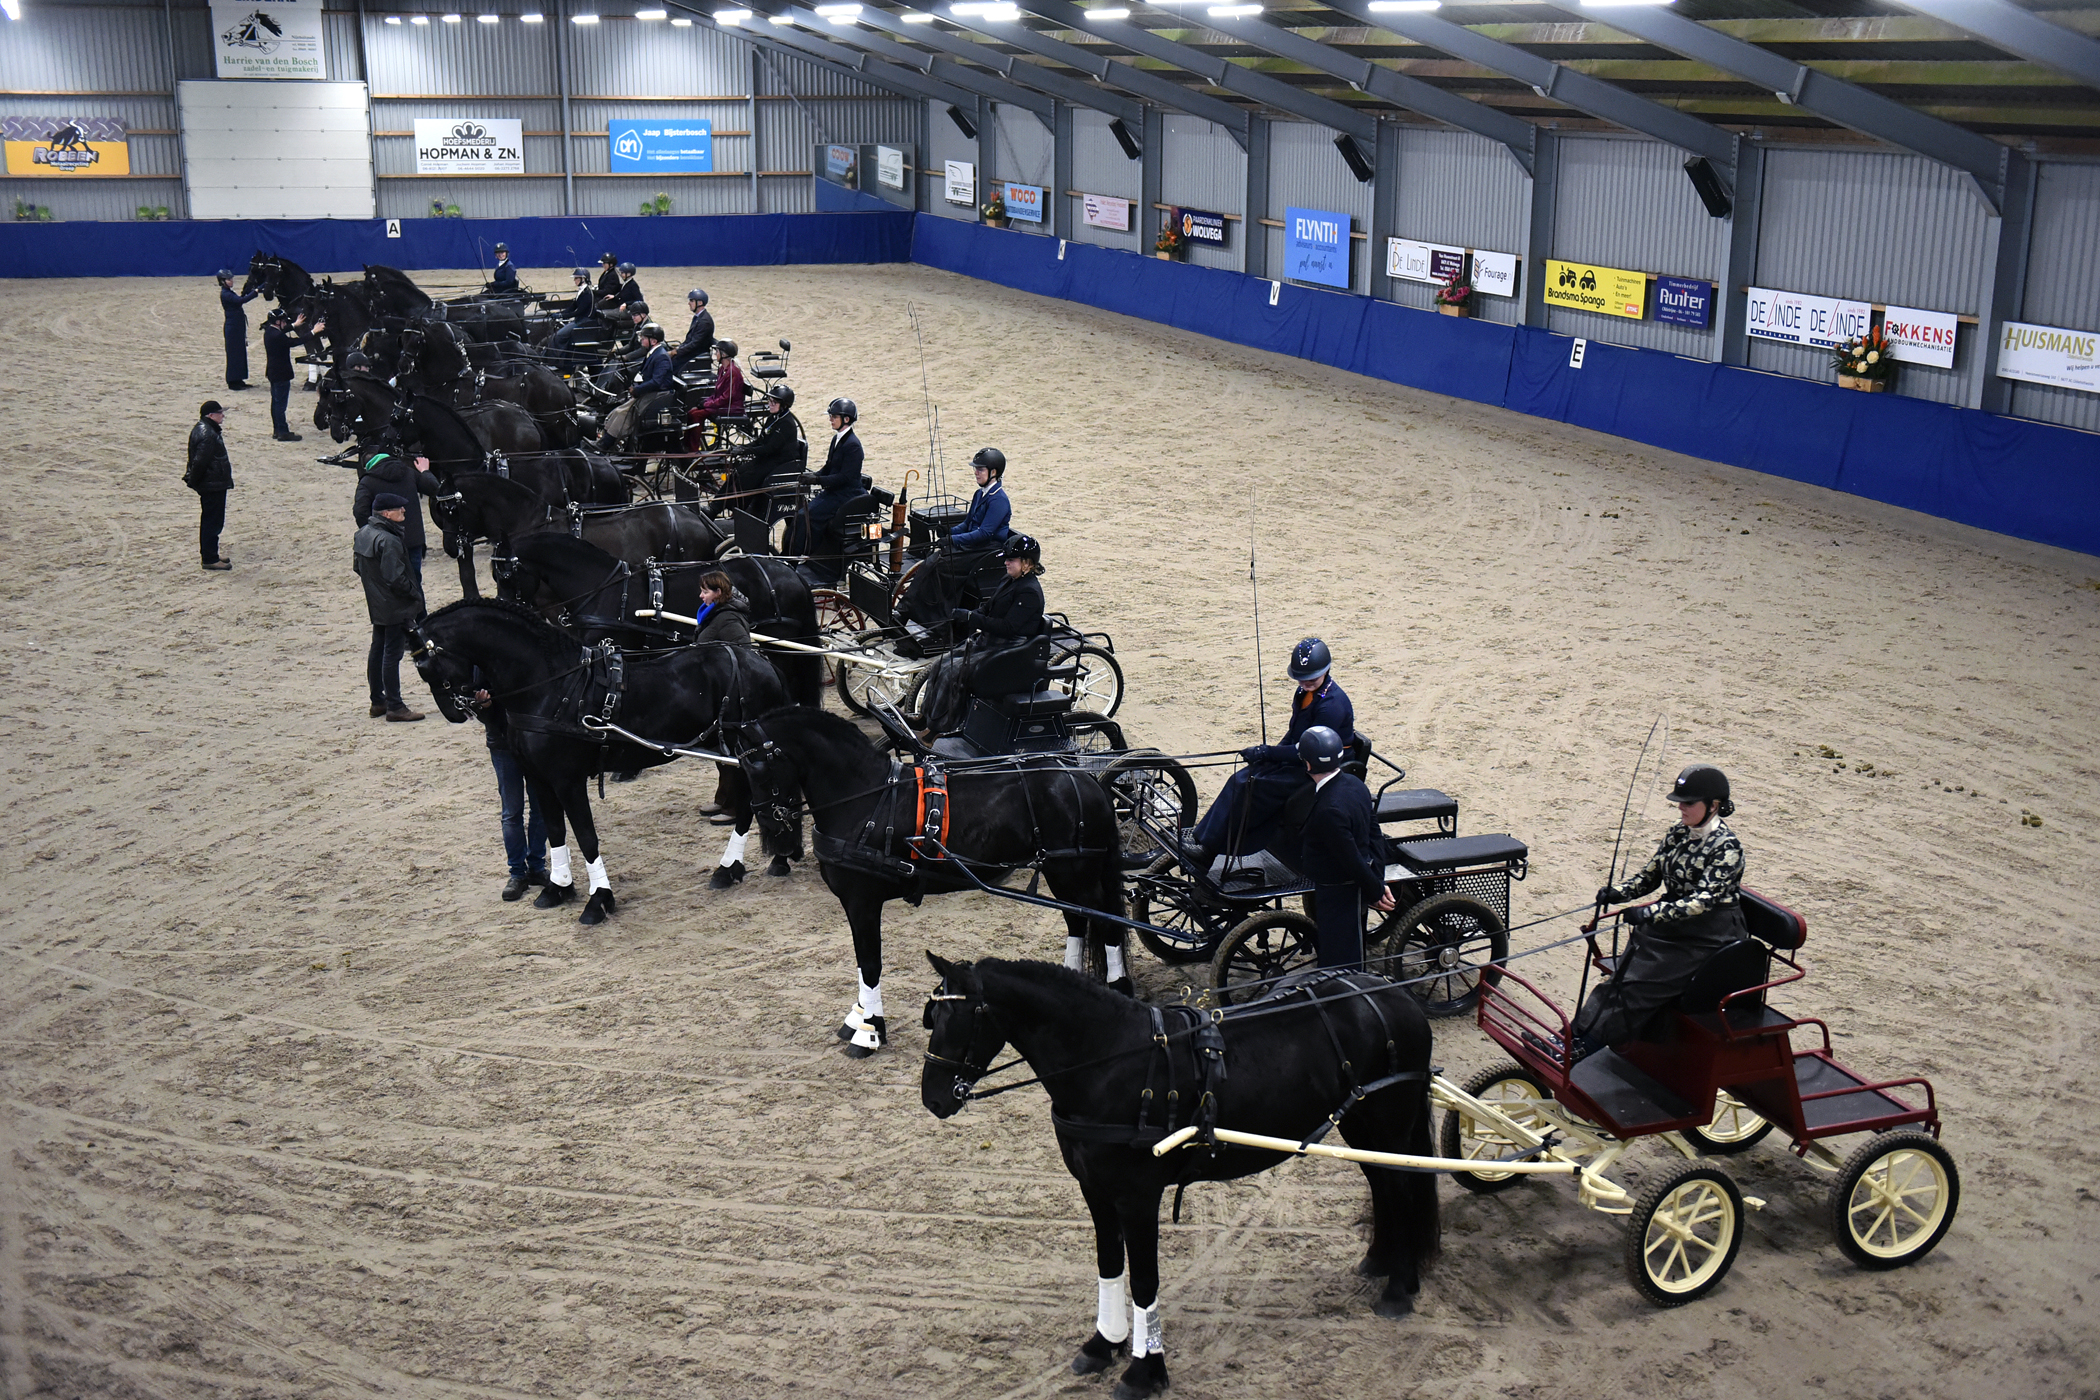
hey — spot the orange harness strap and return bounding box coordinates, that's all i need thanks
[911,763,951,862]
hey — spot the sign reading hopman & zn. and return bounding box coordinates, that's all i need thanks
[415,119,524,176]
[1284,206,1350,289]
[611,120,713,174]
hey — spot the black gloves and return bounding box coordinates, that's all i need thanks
[1240,745,1268,765]
[1620,904,1655,927]
[1596,886,1619,906]
[950,608,973,627]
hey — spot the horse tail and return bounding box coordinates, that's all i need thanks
[775,564,824,707]
[1094,788,1128,940]
[1398,1045,1442,1271]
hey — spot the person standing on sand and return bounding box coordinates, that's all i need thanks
[216,269,259,390]
[353,493,426,723]
[184,400,234,571]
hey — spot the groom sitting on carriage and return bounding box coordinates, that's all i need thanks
[915,533,1047,737]
[1184,637,1357,867]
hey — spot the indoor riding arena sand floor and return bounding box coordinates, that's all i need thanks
[2,261,2096,1400]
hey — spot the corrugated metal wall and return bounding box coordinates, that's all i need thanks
[1551,134,1727,357]
[1750,147,1990,405]
[569,16,753,221]
[366,14,561,222]
[1161,115,1244,273]
[924,97,977,223]
[1069,106,1140,253]
[991,104,1053,191]
[2011,159,2100,433]
[1388,125,1528,325]
[1265,120,1373,295]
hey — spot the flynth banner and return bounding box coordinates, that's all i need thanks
[612,121,713,174]
[2,118,130,177]
[211,0,326,80]
[1284,206,1350,289]
[1544,259,1647,320]
[415,119,524,175]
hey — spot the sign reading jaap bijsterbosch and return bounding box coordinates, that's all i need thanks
[415,119,524,176]
[1543,259,1648,320]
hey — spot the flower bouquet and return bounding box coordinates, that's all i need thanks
[1831,326,1896,392]
[980,196,1008,227]
[1435,267,1473,316]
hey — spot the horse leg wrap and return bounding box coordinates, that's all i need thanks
[1064,936,1085,972]
[1105,945,1126,982]
[858,976,884,1021]
[718,830,747,868]
[1128,1302,1162,1359]
[546,845,573,888]
[1096,1275,1130,1344]
[585,857,610,894]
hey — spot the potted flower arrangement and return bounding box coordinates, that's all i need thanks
[980,195,1008,228]
[1831,326,1896,392]
[639,191,672,217]
[1154,222,1183,261]
[1435,267,1473,317]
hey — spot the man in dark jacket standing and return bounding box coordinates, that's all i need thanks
[185,400,235,571]
[353,493,426,722]
[217,270,259,389]
[352,447,441,577]
[261,307,321,441]
[473,678,547,900]
[1289,725,1394,970]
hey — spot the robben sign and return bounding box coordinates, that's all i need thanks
[416,119,524,176]
[1284,206,1350,290]
[2,117,129,177]
[211,0,325,79]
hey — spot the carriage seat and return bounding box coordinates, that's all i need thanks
[1375,788,1459,828]
[1389,833,1528,874]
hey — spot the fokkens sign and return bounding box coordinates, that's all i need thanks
[415,119,524,176]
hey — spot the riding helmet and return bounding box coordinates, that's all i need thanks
[494,242,509,253]
[216,268,234,282]
[1298,725,1347,774]
[688,288,708,305]
[573,267,590,281]
[601,252,618,265]
[639,323,664,342]
[1287,637,1333,682]
[626,301,649,318]
[1001,533,1040,564]
[827,397,858,423]
[714,338,739,359]
[618,261,637,276]
[768,384,796,409]
[971,446,1007,476]
[1667,764,1734,816]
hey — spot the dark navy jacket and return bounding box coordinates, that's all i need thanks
[1247,676,1354,765]
[568,284,597,324]
[635,345,676,395]
[489,258,518,291]
[673,307,715,363]
[949,480,1011,550]
[262,322,318,382]
[220,284,259,328]
[808,429,863,495]
[1295,772,1386,901]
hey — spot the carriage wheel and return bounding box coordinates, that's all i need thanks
[1441,1062,1555,1195]
[1625,1163,1744,1307]
[1049,642,1124,718]
[1828,1131,1959,1270]
[1366,893,1509,1018]
[810,588,872,671]
[1128,854,1233,967]
[1681,1091,1774,1156]
[835,630,917,719]
[1101,752,1196,867]
[889,558,928,612]
[1209,911,1318,1005]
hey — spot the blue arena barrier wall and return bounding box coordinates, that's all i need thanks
[0,211,915,280]
[912,216,2100,558]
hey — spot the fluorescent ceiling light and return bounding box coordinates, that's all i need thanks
[714,7,752,22]
[384,13,403,22]
[815,3,861,14]
[410,14,430,22]
[520,11,544,20]
[671,14,692,22]
[1207,3,1260,14]
[1366,1,1440,11]
[442,12,461,20]
[1578,0,1673,6]
[0,0,20,19]
[902,10,936,19]
[478,12,500,21]
[571,12,599,23]
[953,1,1018,16]
[636,7,667,16]
[768,11,794,20]
[1085,5,1130,17]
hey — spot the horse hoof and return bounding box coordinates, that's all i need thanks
[1071,1333,1126,1376]
[841,1040,879,1059]
[710,861,746,889]
[766,855,793,877]
[1112,1354,1168,1399]
[842,1015,887,1057]
[580,890,616,925]
[1372,1291,1415,1320]
[533,882,575,909]
[1355,1252,1393,1279]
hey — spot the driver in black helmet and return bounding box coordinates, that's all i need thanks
[897,447,1012,654]
[672,288,715,366]
[1185,637,1356,866]
[1287,725,1397,969]
[1570,765,1749,1058]
[488,241,518,293]
[562,267,596,325]
[793,396,864,552]
[216,268,261,390]
[916,533,1048,735]
[605,260,642,312]
[723,384,804,511]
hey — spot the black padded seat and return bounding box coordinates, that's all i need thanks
[1392,834,1528,871]
[987,687,1077,721]
[1376,788,1458,826]
[1740,888,1808,949]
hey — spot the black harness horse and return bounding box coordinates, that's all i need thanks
[733,708,1127,1057]
[921,954,1440,1398]
[408,598,795,924]
[399,321,580,446]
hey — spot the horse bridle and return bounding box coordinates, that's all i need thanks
[922,986,1004,1104]
[731,719,802,833]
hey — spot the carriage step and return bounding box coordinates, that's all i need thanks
[1568,1048,1696,1134]
[1375,788,1458,828]
[1391,833,1528,873]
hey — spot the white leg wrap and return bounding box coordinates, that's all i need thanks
[1129,1301,1161,1359]
[585,856,610,894]
[718,829,748,867]
[1106,945,1126,981]
[858,976,883,1020]
[1096,1275,1130,1344]
[546,845,573,887]
[1064,936,1085,972]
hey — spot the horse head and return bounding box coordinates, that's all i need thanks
[240,251,274,299]
[920,952,1008,1119]
[405,619,477,723]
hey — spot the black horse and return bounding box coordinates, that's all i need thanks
[322,374,547,466]
[423,460,634,598]
[408,598,797,922]
[499,532,824,706]
[242,250,318,312]
[399,321,579,445]
[921,954,1440,1397]
[734,708,1126,1057]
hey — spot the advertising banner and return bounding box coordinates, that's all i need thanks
[1882,304,1959,369]
[1284,206,1350,289]
[944,160,974,206]
[610,120,713,174]
[2,117,130,176]
[1083,193,1131,232]
[876,145,905,190]
[1996,321,2100,395]
[415,119,524,176]
[1002,182,1046,224]
[1386,237,1465,286]
[1171,206,1227,246]
[822,143,857,185]
[211,0,325,79]
[1470,249,1518,299]
[1744,286,1872,349]
[1654,276,1713,329]
[1543,259,1647,320]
